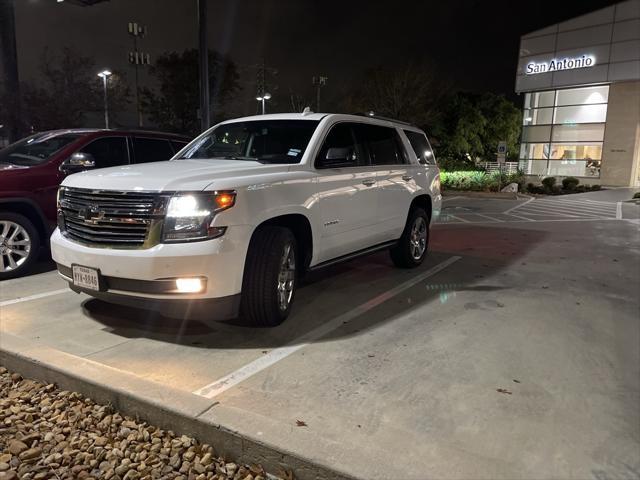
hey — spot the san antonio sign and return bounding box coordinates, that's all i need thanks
[526,55,595,75]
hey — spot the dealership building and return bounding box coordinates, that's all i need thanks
[516,0,640,187]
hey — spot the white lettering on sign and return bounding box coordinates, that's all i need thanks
[526,55,595,75]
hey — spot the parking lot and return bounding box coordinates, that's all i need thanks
[1,191,639,480]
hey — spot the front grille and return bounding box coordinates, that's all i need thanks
[59,187,165,248]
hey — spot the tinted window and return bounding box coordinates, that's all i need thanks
[170,140,189,154]
[316,123,365,169]
[80,137,129,168]
[179,120,319,164]
[358,125,406,165]
[133,138,174,163]
[404,130,436,165]
[0,133,82,166]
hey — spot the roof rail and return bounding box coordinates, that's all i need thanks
[353,112,415,127]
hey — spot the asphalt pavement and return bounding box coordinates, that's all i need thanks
[1,190,639,480]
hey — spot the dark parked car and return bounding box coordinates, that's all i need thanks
[0,129,191,279]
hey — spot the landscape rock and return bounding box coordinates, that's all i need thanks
[0,366,282,480]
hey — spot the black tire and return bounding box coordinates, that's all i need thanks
[240,226,298,327]
[0,212,41,280]
[390,207,430,268]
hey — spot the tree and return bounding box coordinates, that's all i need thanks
[141,49,240,135]
[344,64,449,128]
[431,92,521,170]
[21,48,130,131]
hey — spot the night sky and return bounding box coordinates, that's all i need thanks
[12,0,619,117]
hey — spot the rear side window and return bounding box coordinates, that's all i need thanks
[79,137,129,168]
[404,130,436,165]
[316,123,366,169]
[356,124,407,165]
[170,140,188,154]
[132,138,174,163]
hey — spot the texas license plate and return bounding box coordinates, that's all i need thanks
[72,265,101,291]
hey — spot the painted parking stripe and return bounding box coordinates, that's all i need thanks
[535,202,616,214]
[0,288,71,308]
[192,255,462,399]
[473,213,504,222]
[616,202,622,220]
[503,197,534,213]
[517,203,605,217]
[505,213,535,222]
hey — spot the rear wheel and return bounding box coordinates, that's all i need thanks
[390,207,429,268]
[0,212,41,280]
[240,226,297,327]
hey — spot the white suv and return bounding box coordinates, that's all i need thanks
[51,113,441,326]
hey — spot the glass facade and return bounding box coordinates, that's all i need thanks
[519,85,609,178]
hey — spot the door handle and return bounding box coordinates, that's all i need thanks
[402,175,413,182]
[362,179,376,186]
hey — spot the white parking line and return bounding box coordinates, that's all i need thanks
[616,202,622,220]
[503,196,534,213]
[474,213,504,222]
[192,255,462,399]
[0,289,71,308]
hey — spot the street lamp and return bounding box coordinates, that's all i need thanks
[97,70,112,129]
[256,92,271,115]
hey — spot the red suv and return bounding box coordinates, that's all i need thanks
[0,129,191,279]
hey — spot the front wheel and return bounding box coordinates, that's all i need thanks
[240,226,297,327]
[0,212,41,280]
[390,207,429,268]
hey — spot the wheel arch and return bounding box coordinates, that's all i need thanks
[252,213,314,270]
[409,194,432,222]
[0,198,49,246]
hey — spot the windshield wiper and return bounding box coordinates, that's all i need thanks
[220,155,266,163]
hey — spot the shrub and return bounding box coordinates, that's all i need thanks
[591,184,601,191]
[634,192,640,199]
[551,185,562,195]
[541,176,556,189]
[575,185,586,193]
[562,176,580,190]
[527,182,535,192]
[440,170,524,192]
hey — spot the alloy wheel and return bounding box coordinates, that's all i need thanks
[409,216,427,261]
[277,243,296,311]
[0,220,32,272]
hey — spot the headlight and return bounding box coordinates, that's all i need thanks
[162,191,235,242]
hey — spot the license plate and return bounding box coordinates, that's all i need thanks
[72,265,101,291]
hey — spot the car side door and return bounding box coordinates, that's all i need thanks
[313,122,380,263]
[356,124,414,241]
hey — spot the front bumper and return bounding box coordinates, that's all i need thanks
[50,226,251,303]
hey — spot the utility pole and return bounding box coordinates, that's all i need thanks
[127,22,150,128]
[0,0,21,142]
[312,75,328,112]
[197,0,210,132]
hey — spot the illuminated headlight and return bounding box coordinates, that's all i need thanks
[162,192,235,242]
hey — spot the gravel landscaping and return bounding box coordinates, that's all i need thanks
[0,366,283,480]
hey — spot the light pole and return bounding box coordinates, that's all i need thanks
[97,70,112,129]
[256,92,271,115]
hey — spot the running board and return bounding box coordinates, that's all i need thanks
[308,240,398,271]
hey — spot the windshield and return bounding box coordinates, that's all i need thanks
[0,132,83,166]
[177,120,320,164]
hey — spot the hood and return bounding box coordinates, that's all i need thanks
[0,163,28,172]
[61,159,288,192]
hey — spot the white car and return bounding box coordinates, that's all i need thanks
[51,113,441,326]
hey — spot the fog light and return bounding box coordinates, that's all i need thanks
[175,278,204,293]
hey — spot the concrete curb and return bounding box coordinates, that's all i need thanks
[442,191,520,199]
[0,333,354,480]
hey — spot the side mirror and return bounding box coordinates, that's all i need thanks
[60,152,96,174]
[318,147,356,168]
